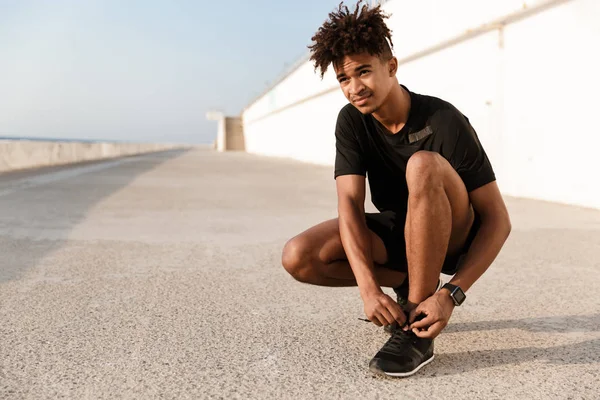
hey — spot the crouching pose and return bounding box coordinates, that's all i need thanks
[282,1,511,377]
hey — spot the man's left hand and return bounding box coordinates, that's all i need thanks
[405,290,455,339]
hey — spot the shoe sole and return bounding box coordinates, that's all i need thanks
[370,354,435,378]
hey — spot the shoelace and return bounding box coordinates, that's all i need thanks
[380,328,415,355]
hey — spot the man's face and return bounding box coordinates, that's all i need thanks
[334,52,394,114]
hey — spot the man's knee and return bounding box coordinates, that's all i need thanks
[406,151,445,196]
[281,237,315,282]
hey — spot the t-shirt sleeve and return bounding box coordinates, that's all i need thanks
[441,110,496,192]
[334,107,367,179]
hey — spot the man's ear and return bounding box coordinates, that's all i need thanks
[388,57,398,77]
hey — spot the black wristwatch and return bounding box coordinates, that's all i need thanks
[442,283,466,306]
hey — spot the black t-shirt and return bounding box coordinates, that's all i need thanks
[334,85,496,214]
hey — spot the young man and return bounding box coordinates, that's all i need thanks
[281,1,511,378]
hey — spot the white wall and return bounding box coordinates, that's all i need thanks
[242,0,600,209]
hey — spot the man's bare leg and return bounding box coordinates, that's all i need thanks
[282,218,406,288]
[404,151,475,310]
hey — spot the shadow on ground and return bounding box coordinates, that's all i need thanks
[430,338,600,376]
[0,149,189,282]
[445,313,600,334]
[414,313,600,377]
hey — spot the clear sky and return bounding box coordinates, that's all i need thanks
[0,0,352,144]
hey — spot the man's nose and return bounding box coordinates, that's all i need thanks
[349,79,366,96]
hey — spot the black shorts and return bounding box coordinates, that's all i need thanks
[365,209,481,275]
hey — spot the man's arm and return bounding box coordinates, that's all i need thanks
[408,109,511,337]
[336,174,405,327]
[447,181,511,292]
[408,180,511,337]
[336,175,378,294]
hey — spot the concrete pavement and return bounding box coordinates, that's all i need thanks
[0,148,599,399]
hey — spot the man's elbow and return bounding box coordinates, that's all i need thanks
[481,209,511,239]
[502,212,512,240]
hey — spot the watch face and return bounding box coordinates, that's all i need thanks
[452,287,466,305]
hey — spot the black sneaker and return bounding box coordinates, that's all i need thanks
[369,328,434,378]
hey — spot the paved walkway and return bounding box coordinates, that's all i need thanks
[1,148,599,399]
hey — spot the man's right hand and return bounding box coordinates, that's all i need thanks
[362,290,407,327]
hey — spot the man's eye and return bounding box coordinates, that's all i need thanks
[339,78,347,83]
[360,70,370,75]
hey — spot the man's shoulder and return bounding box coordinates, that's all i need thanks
[412,90,461,119]
[412,92,470,132]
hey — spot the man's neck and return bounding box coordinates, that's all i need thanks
[372,83,411,135]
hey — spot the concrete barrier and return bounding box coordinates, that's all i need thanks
[213,116,245,152]
[0,140,184,173]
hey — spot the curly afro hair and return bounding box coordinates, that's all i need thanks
[308,0,394,79]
